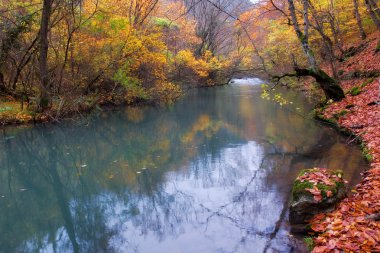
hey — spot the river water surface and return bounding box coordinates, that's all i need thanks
[0,78,368,253]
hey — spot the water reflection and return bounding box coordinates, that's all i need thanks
[0,80,367,253]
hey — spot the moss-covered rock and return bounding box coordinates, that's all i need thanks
[289,168,347,233]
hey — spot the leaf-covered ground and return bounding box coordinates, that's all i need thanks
[310,32,380,252]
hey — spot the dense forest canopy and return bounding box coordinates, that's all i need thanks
[0,0,379,118]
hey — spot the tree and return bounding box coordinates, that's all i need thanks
[126,0,159,27]
[184,0,250,56]
[284,0,345,101]
[365,0,380,29]
[353,0,367,39]
[38,0,53,111]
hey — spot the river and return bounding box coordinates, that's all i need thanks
[0,78,368,253]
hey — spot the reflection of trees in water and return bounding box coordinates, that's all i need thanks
[0,114,227,252]
[0,129,115,253]
[0,86,367,253]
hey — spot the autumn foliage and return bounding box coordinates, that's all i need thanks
[310,32,380,252]
[295,169,346,202]
[0,0,237,122]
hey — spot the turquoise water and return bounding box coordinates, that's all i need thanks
[0,79,367,253]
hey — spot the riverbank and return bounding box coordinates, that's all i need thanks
[309,33,380,252]
[0,91,179,126]
[0,84,213,127]
[0,76,232,127]
[0,94,144,126]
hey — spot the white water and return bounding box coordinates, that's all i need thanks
[229,77,265,86]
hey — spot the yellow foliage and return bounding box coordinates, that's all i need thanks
[181,114,222,144]
[175,50,228,80]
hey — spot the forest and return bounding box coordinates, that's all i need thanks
[0,0,379,121]
[1,0,380,252]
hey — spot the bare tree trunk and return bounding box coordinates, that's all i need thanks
[0,16,31,93]
[288,0,317,68]
[308,3,339,78]
[287,0,345,101]
[39,0,53,111]
[353,0,367,39]
[365,0,380,29]
[327,15,345,55]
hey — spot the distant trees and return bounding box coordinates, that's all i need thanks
[125,0,159,27]
[184,0,251,56]
[0,0,379,113]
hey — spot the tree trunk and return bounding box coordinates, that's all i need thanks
[287,0,345,101]
[0,72,6,93]
[353,0,367,39]
[365,0,380,29]
[288,0,317,68]
[295,67,345,101]
[39,0,53,111]
[308,3,339,78]
[369,0,380,18]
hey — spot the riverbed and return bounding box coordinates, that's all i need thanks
[0,78,368,253]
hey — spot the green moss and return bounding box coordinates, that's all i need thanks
[335,181,345,189]
[314,110,338,125]
[292,180,314,200]
[359,143,373,162]
[375,41,380,53]
[154,18,179,29]
[362,147,373,162]
[360,78,374,88]
[304,237,315,251]
[326,117,338,124]
[332,110,348,120]
[348,86,361,96]
[292,169,345,201]
[299,168,320,176]
[346,78,375,94]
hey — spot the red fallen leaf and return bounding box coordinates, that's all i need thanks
[314,194,323,202]
[341,204,350,212]
[326,191,333,197]
[361,200,370,207]
[343,242,360,251]
[311,223,326,232]
[328,239,337,250]
[356,216,366,223]
[299,77,380,251]
[314,213,326,220]
[306,186,321,195]
[364,230,377,244]
[312,246,328,253]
